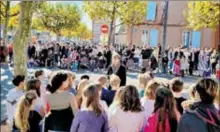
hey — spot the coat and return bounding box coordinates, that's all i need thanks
[107,65,126,86]
[177,102,220,132]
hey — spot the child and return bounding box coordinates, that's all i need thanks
[216,59,220,83]
[174,56,181,76]
[15,91,42,132]
[98,76,108,89]
[144,88,180,132]
[66,71,77,95]
[141,80,160,129]
[101,74,121,106]
[137,73,152,98]
[71,84,109,132]
[169,78,186,114]
[203,59,211,77]
[180,56,186,77]
[6,75,25,127]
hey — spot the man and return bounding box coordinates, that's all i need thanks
[141,45,153,70]
[107,52,126,86]
[104,46,112,68]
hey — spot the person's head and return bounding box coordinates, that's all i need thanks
[34,70,44,81]
[83,84,102,116]
[137,73,152,89]
[141,68,146,73]
[80,75,90,80]
[112,52,120,66]
[169,78,184,93]
[67,71,76,88]
[15,91,37,132]
[109,74,121,90]
[12,75,25,89]
[26,79,41,97]
[154,87,178,132]
[46,71,69,93]
[194,78,219,104]
[76,79,89,108]
[98,76,107,87]
[144,80,160,100]
[120,85,142,112]
[113,87,124,104]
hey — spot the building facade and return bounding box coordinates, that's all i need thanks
[122,1,218,49]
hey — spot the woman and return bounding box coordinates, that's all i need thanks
[109,85,144,132]
[107,52,126,86]
[15,91,42,132]
[44,71,78,132]
[144,88,180,132]
[71,84,109,132]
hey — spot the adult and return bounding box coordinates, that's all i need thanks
[104,46,112,68]
[141,45,153,70]
[177,78,220,132]
[107,52,126,86]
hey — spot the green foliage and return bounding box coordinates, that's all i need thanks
[83,1,146,26]
[185,1,220,30]
[36,3,81,35]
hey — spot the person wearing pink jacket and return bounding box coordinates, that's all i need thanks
[144,87,180,132]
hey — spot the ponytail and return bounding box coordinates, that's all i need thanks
[15,91,37,132]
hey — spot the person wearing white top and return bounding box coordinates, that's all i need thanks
[108,85,144,132]
[6,75,25,127]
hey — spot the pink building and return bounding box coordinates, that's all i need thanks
[117,1,218,49]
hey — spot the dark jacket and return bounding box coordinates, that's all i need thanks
[107,65,126,86]
[177,102,220,132]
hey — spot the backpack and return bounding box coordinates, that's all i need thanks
[195,110,220,132]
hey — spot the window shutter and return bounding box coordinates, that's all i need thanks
[150,29,159,47]
[147,2,157,21]
[192,31,201,48]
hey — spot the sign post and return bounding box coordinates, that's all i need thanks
[100,25,109,45]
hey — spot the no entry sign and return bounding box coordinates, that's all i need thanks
[101,25,108,34]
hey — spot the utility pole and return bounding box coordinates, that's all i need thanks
[162,0,169,55]
[161,0,169,74]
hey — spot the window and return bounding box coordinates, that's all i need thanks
[192,31,201,48]
[141,29,158,47]
[147,1,157,21]
[182,31,201,48]
[141,30,149,45]
[182,31,192,48]
[150,29,159,47]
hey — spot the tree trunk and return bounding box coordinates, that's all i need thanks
[3,1,10,46]
[108,2,116,45]
[13,1,34,76]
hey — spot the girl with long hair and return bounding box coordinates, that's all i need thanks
[75,79,89,108]
[71,84,109,132]
[44,71,78,132]
[144,87,180,132]
[26,79,45,116]
[15,91,42,132]
[109,85,144,132]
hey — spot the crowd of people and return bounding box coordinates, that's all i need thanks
[5,67,220,132]
[1,41,220,80]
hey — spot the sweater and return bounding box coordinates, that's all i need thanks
[70,111,109,132]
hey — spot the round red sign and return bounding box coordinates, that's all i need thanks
[101,25,108,33]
